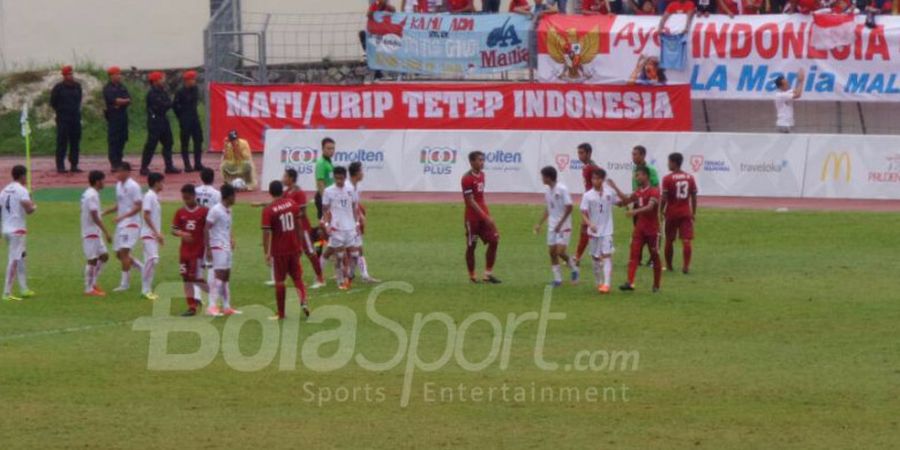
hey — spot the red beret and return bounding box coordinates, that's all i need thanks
[61,65,73,76]
[107,66,121,75]
[183,70,197,81]
[148,71,164,83]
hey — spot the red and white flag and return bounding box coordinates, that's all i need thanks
[811,12,856,50]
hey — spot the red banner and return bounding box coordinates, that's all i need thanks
[209,82,692,151]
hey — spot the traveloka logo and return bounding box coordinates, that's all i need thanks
[334,149,386,169]
[484,150,523,172]
[280,146,318,175]
[739,160,789,173]
[420,147,458,175]
[606,158,657,172]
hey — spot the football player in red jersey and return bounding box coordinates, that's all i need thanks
[461,151,500,284]
[283,168,326,289]
[171,184,209,316]
[610,166,662,293]
[574,143,598,267]
[660,152,698,274]
[262,180,308,320]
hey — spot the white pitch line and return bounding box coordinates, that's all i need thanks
[0,286,372,343]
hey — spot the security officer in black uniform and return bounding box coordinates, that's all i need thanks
[172,70,204,173]
[141,71,181,175]
[49,65,82,173]
[103,66,131,171]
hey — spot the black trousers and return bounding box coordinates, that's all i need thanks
[178,117,204,169]
[142,119,175,170]
[482,0,501,12]
[56,118,81,170]
[107,117,128,169]
[315,192,323,220]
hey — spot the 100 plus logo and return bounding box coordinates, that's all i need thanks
[420,147,458,175]
[280,146,319,175]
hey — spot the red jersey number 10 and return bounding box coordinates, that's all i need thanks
[279,213,295,231]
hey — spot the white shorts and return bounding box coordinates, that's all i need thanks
[142,237,159,261]
[546,228,572,247]
[351,232,364,248]
[328,229,357,249]
[210,248,233,270]
[589,235,615,258]
[82,236,108,260]
[114,224,140,251]
[4,233,26,262]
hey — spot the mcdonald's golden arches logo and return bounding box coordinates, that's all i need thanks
[821,152,851,182]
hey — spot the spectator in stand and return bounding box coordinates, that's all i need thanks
[368,0,396,19]
[628,0,658,14]
[448,0,477,12]
[402,0,447,11]
[696,0,715,16]
[511,0,559,16]
[785,0,820,13]
[483,0,502,12]
[774,69,805,134]
[659,0,695,35]
[718,0,763,16]
[864,0,892,15]
[582,0,613,14]
[548,0,569,13]
[628,55,667,85]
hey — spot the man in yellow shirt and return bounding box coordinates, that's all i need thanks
[219,130,257,191]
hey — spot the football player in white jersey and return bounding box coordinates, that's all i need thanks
[320,166,359,291]
[0,165,36,301]
[579,168,620,294]
[81,171,113,296]
[533,166,579,287]
[103,162,144,292]
[195,168,221,293]
[347,162,378,283]
[140,172,165,301]
[204,184,240,317]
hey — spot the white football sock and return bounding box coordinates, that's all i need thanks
[222,281,231,309]
[141,258,157,295]
[208,278,219,309]
[358,255,370,278]
[3,259,14,296]
[551,264,562,282]
[603,258,612,286]
[592,259,602,285]
[16,258,27,290]
[84,265,93,293]
[566,256,578,272]
[335,252,345,284]
[119,270,130,289]
[130,257,143,272]
[94,260,106,288]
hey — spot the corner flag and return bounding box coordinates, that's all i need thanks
[20,103,32,190]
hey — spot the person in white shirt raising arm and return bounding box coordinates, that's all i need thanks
[774,69,806,133]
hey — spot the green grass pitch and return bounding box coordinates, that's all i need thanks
[0,193,898,449]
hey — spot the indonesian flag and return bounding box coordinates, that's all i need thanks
[811,12,856,51]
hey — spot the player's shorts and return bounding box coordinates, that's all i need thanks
[665,216,694,241]
[351,232,364,248]
[179,257,203,282]
[328,229,357,249]
[272,253,303,284]
[630,231,660,256]
[465,218,499,245]
[3,232,26,261]
[210,248,233,270]
[142,236,159,261]
[546,228,572,247]
[114,224,140,251]
[82,235,108,260]
[589,235,615,258]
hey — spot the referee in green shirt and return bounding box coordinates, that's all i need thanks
[315,137,336,220]
[631,145,659,190]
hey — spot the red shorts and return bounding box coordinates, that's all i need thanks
[465,218,499,245]
[273,253,303,285]
[630,231,659,255]
[179,257,202,282]
[665,216,694,240]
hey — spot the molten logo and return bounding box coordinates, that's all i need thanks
[690,155,704,173]
[821,152,851,182]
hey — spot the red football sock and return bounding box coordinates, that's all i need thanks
[275,283,286,318]
[575,230,590,260]
[465,244,476,278]
[651,251,662,289]
[627,259,638,285]
[485,241,498,273]
[664,238,675,270]
[683,240,693,272]
[307,251,323,280]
